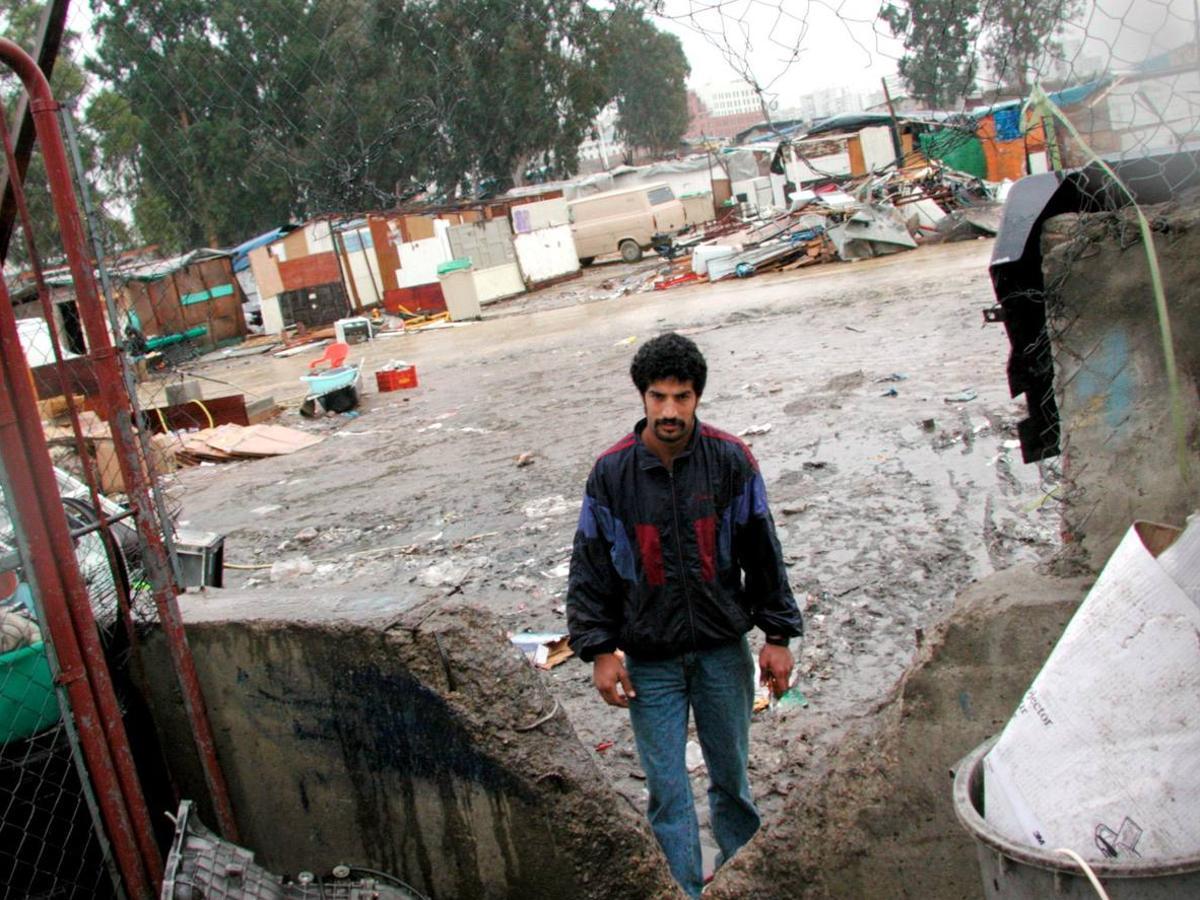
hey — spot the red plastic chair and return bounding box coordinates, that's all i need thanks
[308,341,350,370]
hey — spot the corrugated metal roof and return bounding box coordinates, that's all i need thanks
[227,226,295,272]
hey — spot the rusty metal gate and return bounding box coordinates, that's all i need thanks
[0,37,237,899]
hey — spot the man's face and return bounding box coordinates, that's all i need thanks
[642,377,699,449]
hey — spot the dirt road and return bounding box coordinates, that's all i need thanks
[168,238,1061,856]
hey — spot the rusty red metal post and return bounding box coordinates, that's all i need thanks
[0,27,238,861]
[0,293,155,896]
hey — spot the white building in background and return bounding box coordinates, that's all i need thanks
[577,101,626,172]
[694,80,768,117]
[791,83,886,120]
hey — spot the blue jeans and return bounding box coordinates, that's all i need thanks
[626,637,761,897]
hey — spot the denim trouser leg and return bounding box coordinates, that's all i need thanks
[626,637,760,897]
[691,638,761,866]
[627,652,702,897]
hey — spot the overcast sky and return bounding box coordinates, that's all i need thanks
[653,0,902,99]
[651,0,1192,100]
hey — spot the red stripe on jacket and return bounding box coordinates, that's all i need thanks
[694,515,717,582]
[636,524,665,586]
[700,423,759,470]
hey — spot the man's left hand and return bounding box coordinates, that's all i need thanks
[758,644,794,699]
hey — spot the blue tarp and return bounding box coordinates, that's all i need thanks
[227,226,294,273]
[994,107,1022,142]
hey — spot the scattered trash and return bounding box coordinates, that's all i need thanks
[875,373,907,383]
[541,562,570,579]
[509,632,574,669]
[653,271,701,291]
[738,423,773,437]
[417,558,485,589]
[594,740,614,753]
[0,608,40,654]
[614,336,638,346]
[523,495,574,519]
[880,387,899,398]
[944,388,978,403]
[269,556,314,582]
[516,452,536,467]
[775,687,809,709]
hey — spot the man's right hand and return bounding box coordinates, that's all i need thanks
[593,652,636,707]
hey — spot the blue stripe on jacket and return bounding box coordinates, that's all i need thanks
[578,494,637,583]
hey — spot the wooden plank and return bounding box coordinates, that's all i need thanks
[282,228,309,261]
[368,216,400,292]
[249,245,284,299]
[404,215,436,241]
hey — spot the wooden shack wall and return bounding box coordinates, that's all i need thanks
[124,257,248,345]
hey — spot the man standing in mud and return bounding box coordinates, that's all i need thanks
[567,332,802,897]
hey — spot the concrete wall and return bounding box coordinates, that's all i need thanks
[1041,202,1200,569]
[704,565,1093,899]
[142,592,679,900]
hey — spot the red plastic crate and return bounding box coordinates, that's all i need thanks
[375,366,418,391]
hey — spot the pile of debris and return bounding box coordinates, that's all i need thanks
[41,402,320,495]
[173,423,323,464]
[660,161,1003,285]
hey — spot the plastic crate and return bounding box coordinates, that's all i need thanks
[376,365,418,392]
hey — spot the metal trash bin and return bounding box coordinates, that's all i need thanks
[953,738,1200,898]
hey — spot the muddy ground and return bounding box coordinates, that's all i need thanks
[164,239,1062,868]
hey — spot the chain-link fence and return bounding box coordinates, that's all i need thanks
[39,0,1198,553]
[1,29,240,898]
[2,0,1197,893]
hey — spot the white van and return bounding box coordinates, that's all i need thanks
[568,183,687,264]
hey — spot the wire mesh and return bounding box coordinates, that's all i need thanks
[0,470,118,899]
[37,0,1193,557]
[1,0,1197,889]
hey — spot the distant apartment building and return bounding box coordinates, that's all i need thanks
[577,101,626,173]
[684,85,768,143]
[792,83,887,121]
[695,80,764,116]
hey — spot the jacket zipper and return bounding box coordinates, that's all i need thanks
[668,467,698,649]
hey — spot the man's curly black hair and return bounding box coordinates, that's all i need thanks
[630,332,708,397]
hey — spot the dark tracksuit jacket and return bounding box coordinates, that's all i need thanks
[567,417,803,662]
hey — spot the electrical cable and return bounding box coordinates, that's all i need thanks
[1054,848,1111,900]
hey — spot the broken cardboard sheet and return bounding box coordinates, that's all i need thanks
[983,517,1200,862]
[177,423,322,463]
[510,632,573,669]
[42,409,112,444]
